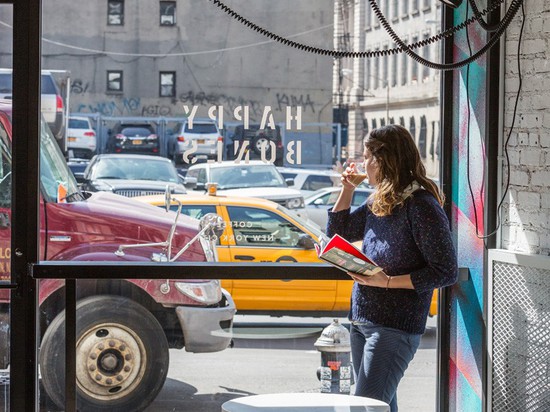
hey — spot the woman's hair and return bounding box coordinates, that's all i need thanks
[365,124,444,216]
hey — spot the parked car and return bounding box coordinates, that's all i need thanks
[226,124,283,166]
[0,68,65,144]
[186,160,306,216]
[67,115,96,159]
[0,100,235,411]
[106,121,159,154]
[278,167,342,197]
[135,192,356,315]
[81,153,188,197]
[304,186,374,230]
[168,118,223,164]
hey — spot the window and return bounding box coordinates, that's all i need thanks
[419,116,427,158]
[107,0,124,25]
[365,3,372,30]
[380,118,386,127]
[106,70,123,92]
[372,118,377,129]
[410,116,416,141]
[352,191,370,206]
[302,175,334,192]
[401,53,408,85]
[412,0,420,12]
[159,71,176,97]
[392,0,399,20]
[160,1,176,26]
[422,33,431,81]
[411,36,419,83]
[423,0,432,10]
[227,207,306,248]
[391,54,397,87]
[402,0,409,16]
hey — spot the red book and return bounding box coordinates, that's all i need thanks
[315,234,381,276]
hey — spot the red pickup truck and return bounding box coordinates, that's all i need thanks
[0,101,236,411]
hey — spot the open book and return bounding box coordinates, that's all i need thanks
[315,234,382,276]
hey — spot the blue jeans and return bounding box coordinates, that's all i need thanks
[350,321,422,412]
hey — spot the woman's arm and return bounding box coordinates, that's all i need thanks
[406,194,458,292]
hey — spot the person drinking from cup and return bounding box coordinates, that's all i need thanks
[327,124,458,412]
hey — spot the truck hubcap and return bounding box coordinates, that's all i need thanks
[76,323,146,400]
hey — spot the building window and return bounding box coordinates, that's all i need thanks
[399,116,405,126]
[411,36,419,83]
[392,0,399,20]
[160,1,176,26]
[365,3,372,30]
[423,0,431,10]
[107,0,124,25]
[410,116,416,141]
[419,116,427,158]
[380,117,386,127]
[422,33,431,81]
[401,53,408,85]
[159,72,176,97]
[391,54,397,87]
[412,0,419,13]
[402,0,409,17]
[372,118,377,130]
[106,70,123,92]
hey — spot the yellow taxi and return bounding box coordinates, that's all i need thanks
[136,192,437,317]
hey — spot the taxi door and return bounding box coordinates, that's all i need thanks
[224,205,337,312]
[177,203,234,293]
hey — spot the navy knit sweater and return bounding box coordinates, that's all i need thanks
[327,189,458,335]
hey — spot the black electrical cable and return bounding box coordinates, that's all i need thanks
[208,0,522,70]
[368,0,522,70]
[468,0,500,32]
[465,1,525,241]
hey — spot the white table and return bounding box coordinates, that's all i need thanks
[222,392,390,412]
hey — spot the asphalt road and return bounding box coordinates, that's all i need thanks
[34,315,436,411]
[145,315,438,412]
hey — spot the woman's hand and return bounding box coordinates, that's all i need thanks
[347,269,389,288]
[341,162,359,191]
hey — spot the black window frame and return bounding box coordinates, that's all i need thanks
[107,0,124,26]
[106,70,123,93]
[160,1,176,26]
[159,71,176,97]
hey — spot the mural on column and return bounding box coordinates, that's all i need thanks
[448,4,487,412]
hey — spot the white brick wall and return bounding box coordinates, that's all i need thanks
[502,0,550,254]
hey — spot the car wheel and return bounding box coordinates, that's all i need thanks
[252,135,271,155]
[40,295,169,412]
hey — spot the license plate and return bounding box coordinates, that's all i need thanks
[197,139,205,144]
[132,140,142,145]
[68,136,77,142]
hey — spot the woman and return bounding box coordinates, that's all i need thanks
[327,124,457,411]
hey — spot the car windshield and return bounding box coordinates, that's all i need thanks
[93,157,179,182]
[121,127,153,137]
[68,118,90,129]
[210,164,286,190]
[40,117,81,202]
[184,123,217,134]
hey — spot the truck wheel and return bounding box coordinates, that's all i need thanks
[40,295,169,412]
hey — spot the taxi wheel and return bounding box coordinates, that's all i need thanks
[40,295,169,412]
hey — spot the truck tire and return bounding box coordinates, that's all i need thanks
[252,134,271,155]
[40,295,169,412]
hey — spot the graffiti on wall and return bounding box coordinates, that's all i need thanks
[73,88,319,119]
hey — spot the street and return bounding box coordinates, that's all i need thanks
[145,315,438,412]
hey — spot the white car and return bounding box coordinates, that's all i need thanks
[305,186,374,230]
[278,167,342,197]
[186,160,307,216]
[67,116,97,159]
[0,68,65,141]
[169,119,222,164]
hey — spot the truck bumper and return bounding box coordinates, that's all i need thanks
[175,291,236,353]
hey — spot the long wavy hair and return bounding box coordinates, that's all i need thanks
[365,124,444,216]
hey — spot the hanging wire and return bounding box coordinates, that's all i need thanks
[208,0,523,70]
[465,1,526,242]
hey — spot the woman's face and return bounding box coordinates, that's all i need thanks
[364,147,379,186]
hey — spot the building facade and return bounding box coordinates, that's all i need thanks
[334,0,441,178]
[0,0,334,124]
